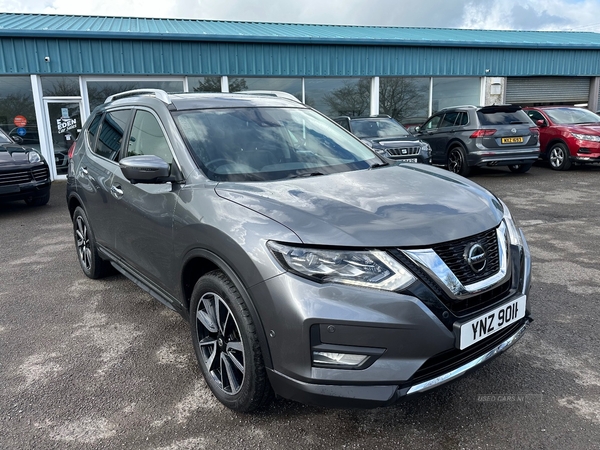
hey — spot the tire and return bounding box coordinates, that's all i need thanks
[508,163,533,173]
[548,143,571,171]
[24,190,50,206]
[190,270,272,412]
[72,206,112,279]
[447,145,471,177]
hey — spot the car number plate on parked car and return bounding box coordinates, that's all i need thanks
[398,158,418,163]
[457,295,527,350]
[501,137,524,144]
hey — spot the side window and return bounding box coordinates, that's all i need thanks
[128,110,173,165]
[86,112,102,150]
[455,112,469,126]
[423,114,443,130]
[94,110,132,161]
[335,118,350,131]
[527,110,546,124]
[440,111,459,127]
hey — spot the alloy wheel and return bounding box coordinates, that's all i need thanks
[550,147,565,168]
[448,149,463,174]
[75,216,92,271]
[195,292,245,395]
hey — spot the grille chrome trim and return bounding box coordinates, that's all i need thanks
[401,221,510,300]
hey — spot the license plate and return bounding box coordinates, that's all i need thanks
[501,137,524,144]
[457,296,527,350]
[397,158,418,163]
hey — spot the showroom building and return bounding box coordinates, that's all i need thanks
[2,12,600,179]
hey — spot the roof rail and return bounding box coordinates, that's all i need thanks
[105,89,171,104]
[440,105,478,110]
[238,90,302,103]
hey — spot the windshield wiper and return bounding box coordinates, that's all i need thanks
[370,162,389,168]
[288,171,326,179]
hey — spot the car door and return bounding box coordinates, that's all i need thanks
[77,109,132,251]
[526,109,551,154]
[416,113,447,164]
[110,108,180,296]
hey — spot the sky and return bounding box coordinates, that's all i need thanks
[1,0,600,32]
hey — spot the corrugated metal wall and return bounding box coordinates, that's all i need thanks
[2,37,600,77]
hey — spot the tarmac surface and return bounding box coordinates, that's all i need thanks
[1,162,599,449]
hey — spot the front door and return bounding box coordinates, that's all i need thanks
[44,99,83,177]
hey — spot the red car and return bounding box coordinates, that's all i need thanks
[524,106,600,170]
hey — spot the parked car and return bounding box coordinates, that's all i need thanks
[523,106,600,170]
[0,128,51,206]
[67,89,532,412]
[333,115,431,164]
[413,105,540,176]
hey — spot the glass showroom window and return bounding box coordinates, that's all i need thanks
[86,79,184,112]
[41,76,80,97]
[0,76,41,151]
[228,77,303,101]
[378,77,430,126]
[305,78,371,118]
[432,77,482,113]
[188,76,223,93]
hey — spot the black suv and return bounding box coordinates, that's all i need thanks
[413,105,540,176]
[0,128,51,206]
[334,115,431,164]
[67,90,532,412]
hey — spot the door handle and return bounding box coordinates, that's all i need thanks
[80,166,89,176]
[110,184,124,199]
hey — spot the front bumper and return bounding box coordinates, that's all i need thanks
[250,235,532,408]
[267,320,529,408]
[0,165,51,203]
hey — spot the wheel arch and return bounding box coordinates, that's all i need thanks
[181,248,273,369]
[544,138,570,157]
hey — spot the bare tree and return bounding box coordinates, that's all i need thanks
[379,78,427,123]
[192,77,248,93]
[323,79,370,117]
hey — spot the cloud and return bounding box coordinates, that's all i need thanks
[0,0,599,32]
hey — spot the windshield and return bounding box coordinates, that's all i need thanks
[350,119,410,138]
[174,107,381,182]
[544,108,600,125]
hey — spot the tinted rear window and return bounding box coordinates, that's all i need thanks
[477,110,532,126]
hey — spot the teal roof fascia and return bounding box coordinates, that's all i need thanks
[1,13,600,50]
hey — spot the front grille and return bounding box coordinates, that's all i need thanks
[32,166,50,181]
[386,146,420,156]
[446,280,511,315]
[431,228,500,286]
[406,318,527,386]
[0,170,32,186]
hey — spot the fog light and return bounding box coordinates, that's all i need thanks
[312,351,369,367]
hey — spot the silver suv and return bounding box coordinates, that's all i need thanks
[414,105,540,176]
[66,90,532,412]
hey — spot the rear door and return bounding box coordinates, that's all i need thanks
[76,109,132,250]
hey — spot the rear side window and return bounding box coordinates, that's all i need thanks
[94,110,132,161]
[86,113,102,150]
[477,109,532,126]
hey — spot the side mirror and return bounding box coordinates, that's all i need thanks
[536,119,547,127]
[413,126,421,133]
[119,155,170,184]
[12,135,24,145]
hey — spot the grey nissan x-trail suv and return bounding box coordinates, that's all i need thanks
[66,90,532,412]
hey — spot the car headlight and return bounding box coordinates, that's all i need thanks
[419,141,432,157]
[28,151,41,163]
[500,200,523,247]
[268,242,415,291]
[571,133,600,142]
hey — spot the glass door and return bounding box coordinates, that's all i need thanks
[44,99,83,177]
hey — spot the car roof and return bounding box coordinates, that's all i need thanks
[104,89,307,111]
